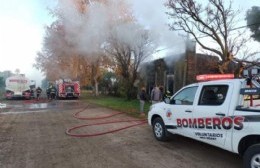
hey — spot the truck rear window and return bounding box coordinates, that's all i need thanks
[242,85,260,107]
[199,85,228,106]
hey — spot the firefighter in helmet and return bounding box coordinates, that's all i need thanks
[46,83,56,100]
[163,90,172,101]
[36,86,42,100]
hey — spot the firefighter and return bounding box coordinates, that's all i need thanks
[46,84,56,100]
[49,84,57,100]
[36,86,42,101]
[30,88,35,99]
[163,90,172,101]
[46,87,50,100]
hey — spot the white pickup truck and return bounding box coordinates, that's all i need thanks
[148,74,260,168]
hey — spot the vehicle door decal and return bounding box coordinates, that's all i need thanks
[172,116,245,130]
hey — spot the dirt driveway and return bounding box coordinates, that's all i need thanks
[0,99,242,168]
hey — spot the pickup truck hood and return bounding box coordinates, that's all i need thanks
[150,102,166,110]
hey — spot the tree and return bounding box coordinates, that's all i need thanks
[35,22,78,80]
[99,71,119,95]
[246,6,260,42]
[35,21,94,85]
[105,23,156,99]
[35,0,147,98]
[165,0,249,75]
[35,0,100,86]
[0,77,4,89]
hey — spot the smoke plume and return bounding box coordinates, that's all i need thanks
[55,0,186,63]
[127,0,187,58]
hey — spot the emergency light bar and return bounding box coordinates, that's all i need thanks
[196,74,234,81]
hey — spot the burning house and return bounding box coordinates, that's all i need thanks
[139,41,219,94]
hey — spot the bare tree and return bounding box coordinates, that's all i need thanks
[105,23,156,99]
[166,0,250,75]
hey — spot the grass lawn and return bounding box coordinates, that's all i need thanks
[81,92,151,118]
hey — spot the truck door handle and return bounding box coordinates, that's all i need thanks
[216,113,225,116]
[185,110,192,113]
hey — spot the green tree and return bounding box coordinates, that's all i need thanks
[99,71,119,95]
[246,6,260,42]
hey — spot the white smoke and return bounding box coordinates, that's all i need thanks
[55,0,186,63]
[57,0,131,56]
[127,0,187,58]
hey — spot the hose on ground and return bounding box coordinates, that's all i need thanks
[66,106,147,137]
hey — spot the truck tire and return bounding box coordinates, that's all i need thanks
[152,117,169,141]
[243,144,260,168]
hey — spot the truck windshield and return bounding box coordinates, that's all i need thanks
[171,86,198,105]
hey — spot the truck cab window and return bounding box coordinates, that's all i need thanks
[242,85,260,107]
[199,85,228,106]
[171,86,198,105]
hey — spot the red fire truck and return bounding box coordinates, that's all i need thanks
[55,79,80,99]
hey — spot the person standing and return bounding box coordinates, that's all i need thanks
[159,86,164,100]
[139,87,147,116]
[151,85,162,104]
[46,87,50,100]
[50,85,57,100]
[36,86,42,101]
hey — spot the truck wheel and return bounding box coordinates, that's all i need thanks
[243,144,260,168]
[152,117,168,141]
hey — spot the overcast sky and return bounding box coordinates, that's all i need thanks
[0,0,259,84]
[0,0,55,85]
